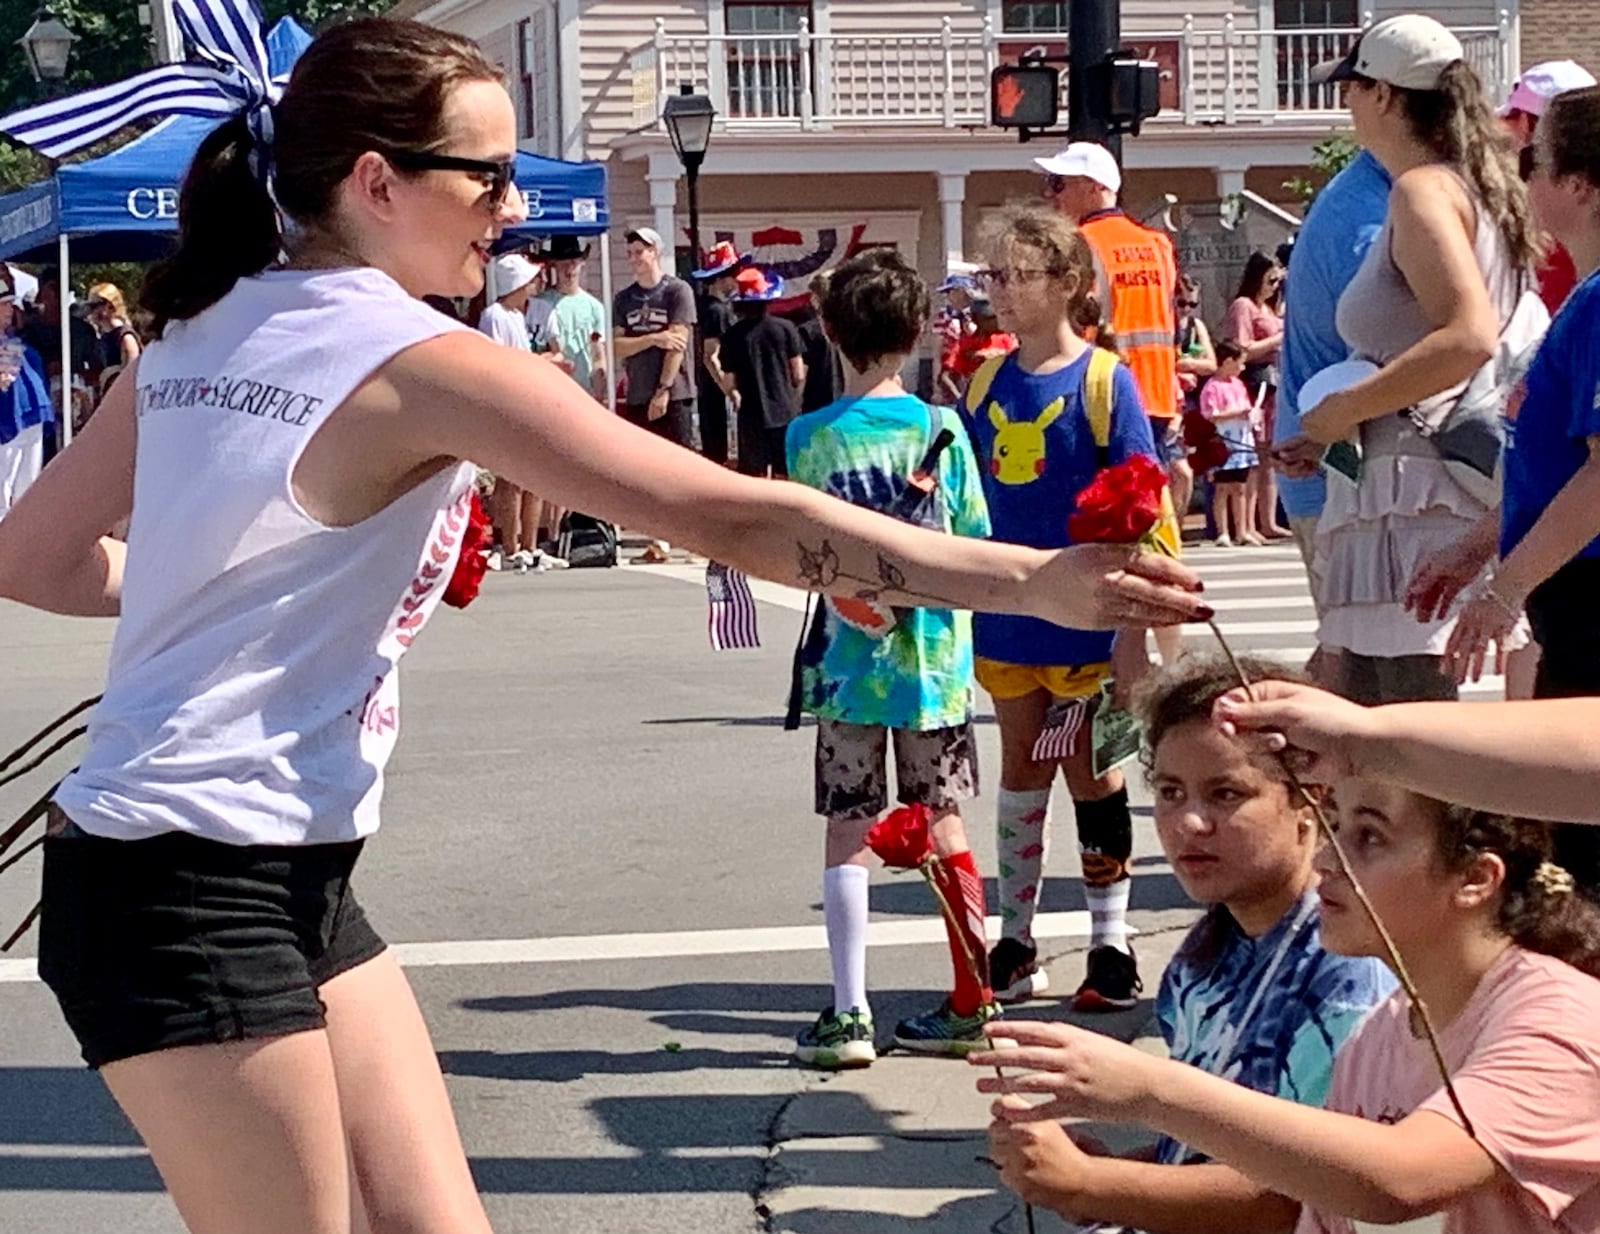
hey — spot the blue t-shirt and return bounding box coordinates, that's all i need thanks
[1503,268,1600,560]
[1276,151,1393,520]
[787,394,991,730]
[960,349,1156,667]
[1154,890,1394,1164]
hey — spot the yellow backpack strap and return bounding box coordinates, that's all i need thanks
[964,353,1008,415]
[1083,346,1118,455]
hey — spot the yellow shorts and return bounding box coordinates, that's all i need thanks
[974,658,1111,702]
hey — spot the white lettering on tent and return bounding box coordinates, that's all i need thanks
[126,188,178,220]
[523,188,544,220]
[0,197,51,245]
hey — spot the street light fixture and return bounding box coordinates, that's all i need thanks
[20,10,78,92]
[661,84,716,270]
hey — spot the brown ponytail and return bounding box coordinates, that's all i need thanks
[1432,806,1600,979]
[1397,61,1541,275]
[141,115,279,335]
[142,18,500,336]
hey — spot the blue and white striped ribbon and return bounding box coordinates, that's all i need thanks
[0,0,282,162]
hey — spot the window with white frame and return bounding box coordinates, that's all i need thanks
[724,1,810,118]
[1000,1,1069,33]
[1274,0,1360,110]
[1275,0,1359,25]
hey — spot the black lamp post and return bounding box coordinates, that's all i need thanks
[661,84,716,271]
[20,10,78,98]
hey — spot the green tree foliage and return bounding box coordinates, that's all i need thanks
[1284,133,1361,203]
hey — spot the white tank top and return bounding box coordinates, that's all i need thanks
[55,267,475,846]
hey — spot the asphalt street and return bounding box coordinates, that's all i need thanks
[0,543,1457,1232]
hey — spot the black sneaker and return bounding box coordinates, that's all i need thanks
[1072,945,1142,1012]
[989,938,1051,1003]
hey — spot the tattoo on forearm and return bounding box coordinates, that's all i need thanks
[794,539,964,608]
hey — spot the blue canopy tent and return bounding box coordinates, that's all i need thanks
[0,16,613,430]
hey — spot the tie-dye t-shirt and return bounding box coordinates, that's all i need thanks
[1155,889,1394,1164]
[787,394,990,730]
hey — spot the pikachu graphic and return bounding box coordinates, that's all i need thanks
[987,396,1065,485]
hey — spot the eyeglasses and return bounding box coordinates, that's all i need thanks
[1044,174,1069,194]
[386,151,518,206]
[1176,298,1200,309]
[976,267,1060,289]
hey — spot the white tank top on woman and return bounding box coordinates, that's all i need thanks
[54,267,475,846]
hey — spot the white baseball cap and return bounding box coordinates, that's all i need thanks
[1500,59,1597,118]
[490,254,541,299]
[625,226,664,250]
[1033,142,1121,194]
[1311,14,1464,91]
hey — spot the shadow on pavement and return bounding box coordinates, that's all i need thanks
[857,873,1194,917]
[0,1065,161,1193]
[440,1044,788,1083]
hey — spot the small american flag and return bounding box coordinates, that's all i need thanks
[1032,698,1089,762]
[706,561,760,650]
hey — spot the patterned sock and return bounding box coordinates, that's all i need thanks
[996,787,1052,945]
[1075,787,1134,954]
[823,864,870,1015]
[934,850,992,1015]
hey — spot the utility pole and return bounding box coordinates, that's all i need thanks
[1068,0,1121,162]
[149,0,182,63]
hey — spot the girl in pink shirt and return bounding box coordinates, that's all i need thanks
[969,781,1600,1234]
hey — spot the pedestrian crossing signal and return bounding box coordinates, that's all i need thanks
[991,64,1059,129]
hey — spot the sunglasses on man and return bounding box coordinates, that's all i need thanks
[386,151,518,207]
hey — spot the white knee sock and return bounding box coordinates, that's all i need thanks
[996,788,1052,946]
[1086,877,1132,954]
[823,864,870,1015]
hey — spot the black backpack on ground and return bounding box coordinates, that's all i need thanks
[556,512,618,568]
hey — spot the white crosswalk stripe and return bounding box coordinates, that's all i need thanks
[1178,544,1506,697]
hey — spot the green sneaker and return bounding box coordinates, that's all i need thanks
[795,1006,877,1069]
[892,999,1000,1056]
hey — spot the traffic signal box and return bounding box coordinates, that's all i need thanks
[991,53,1161,138]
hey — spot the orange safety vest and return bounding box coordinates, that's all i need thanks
[1079,210,1179,422]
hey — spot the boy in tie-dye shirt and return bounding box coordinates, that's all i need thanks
[785,250,994,1068]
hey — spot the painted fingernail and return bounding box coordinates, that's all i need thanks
[1194,605,1216,622]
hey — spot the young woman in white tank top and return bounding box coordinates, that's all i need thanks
[0,14,1209,1234]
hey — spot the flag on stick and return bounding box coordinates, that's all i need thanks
[707,561,760,650]
[1032,697,1089,762]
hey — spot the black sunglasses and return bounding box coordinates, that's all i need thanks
[1176,298,1200,308]
[386,151,517,205]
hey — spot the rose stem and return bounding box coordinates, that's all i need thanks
[920,860,1037,1234]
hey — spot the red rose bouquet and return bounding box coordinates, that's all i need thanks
[443,492,493,609]
[863,803,934,870]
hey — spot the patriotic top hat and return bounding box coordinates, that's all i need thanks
[731,266,785,302]
[693,241,751,281]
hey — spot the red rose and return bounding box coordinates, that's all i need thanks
[443,492,493,608]
[864,803,934,870]
[1067,456,1167,545]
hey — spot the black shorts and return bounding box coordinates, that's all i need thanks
[37,807,386,1069]
[736,423,790,478]
[622,398,698,452]
[1213,467,1250,484]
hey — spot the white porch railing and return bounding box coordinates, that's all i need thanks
[628,11,1514,133]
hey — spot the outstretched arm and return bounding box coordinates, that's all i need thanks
[380,332,1211,630]
[1214,682,1600,823]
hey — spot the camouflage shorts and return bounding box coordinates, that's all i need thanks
[814,719,978,820]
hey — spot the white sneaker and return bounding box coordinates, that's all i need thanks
[485,549,505,571]
[534,549,570,571]
[510,549,537,573]
[1215,535,1235,548]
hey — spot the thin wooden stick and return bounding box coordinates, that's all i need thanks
[2,900,39,952]
[0,835,42,878]
[0,726,85,792]
[0,782,59,859]
[1208,621,1474,1138]
[0,695,98,776]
